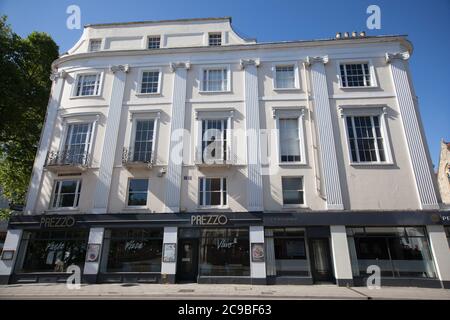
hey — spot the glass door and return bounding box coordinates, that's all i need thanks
[176,239,199,283]
[309,238,334,283]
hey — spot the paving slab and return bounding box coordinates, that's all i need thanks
[0,283,449,300]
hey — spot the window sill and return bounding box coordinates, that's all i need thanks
[282,205,309,210]
[135,92,161,97]
[339,85,379,90]
[198,90,232,94]
[123,206,149,211]
[45,208,80,213]
[69,95,102,100]
[279,162,307,166]
[273,87,301,92]
[197,206,230,210]
[349,162,394,167]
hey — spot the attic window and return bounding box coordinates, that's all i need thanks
[208,33,222,46]
[148,36,161,49]
[89,39,102,52]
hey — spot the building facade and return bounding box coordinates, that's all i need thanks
[1,17,449,287]
[437,140,450,205]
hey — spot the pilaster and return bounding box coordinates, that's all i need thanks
[306,56,344,210]
[164,62,190,213]
[330,225,353,286]
[241,59,264,212]
[386,52,439,209]
[24,70,67,214]
[92,65,129,213]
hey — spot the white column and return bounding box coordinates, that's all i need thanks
[306,56,344,210]
[386,52,439,209]
[24,71,67,214]
[82,227,104,283]
[241,59,264,212]
[161,226,178,283]
[330,225,353,286]
[92,65,129,213]
[427,225,450,288]
[0,229,23,284]
[164,62,190,213]
[249,225,266,283]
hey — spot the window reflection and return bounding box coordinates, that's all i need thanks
[265,228,310,277]
[347,227,437,278]
[15,230,88,273]
[199,228,250,277]
[102,228,163,273]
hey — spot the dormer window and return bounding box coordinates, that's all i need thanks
[208,33,222,46]
[89,39,102,52]
[148,36,161,49]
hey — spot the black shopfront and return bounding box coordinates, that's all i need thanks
[3,210,449,287]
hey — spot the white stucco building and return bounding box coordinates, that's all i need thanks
[1,17,449,287]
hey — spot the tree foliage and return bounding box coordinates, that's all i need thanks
[0,15,59,208]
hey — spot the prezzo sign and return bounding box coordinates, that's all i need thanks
[190,215,228,226]
[40,216,76,228]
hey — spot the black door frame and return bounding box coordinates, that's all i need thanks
[176,238,199,283]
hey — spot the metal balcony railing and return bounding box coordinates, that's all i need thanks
[195,145,236,166]
[122,147,154,166]
[45,150,90,167]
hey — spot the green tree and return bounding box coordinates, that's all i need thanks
[0,15,59,215]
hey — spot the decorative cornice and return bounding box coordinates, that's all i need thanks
[385,51,410,63]
[169,61,191,72]
[337,105,388,118]
[49,70,68,81]
[272,107,305,119]
[110,64,130,73]
[239,58,260,70]
[305,55,329,67]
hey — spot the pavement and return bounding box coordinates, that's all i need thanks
[0,283,449,300]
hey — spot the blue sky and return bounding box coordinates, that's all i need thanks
[1,0,449,167]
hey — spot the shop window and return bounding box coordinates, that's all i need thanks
[101,228,163,273]
[265,228,310,277]
[347,227,437,278]
[15,230,88,273]
[199,228,250,277]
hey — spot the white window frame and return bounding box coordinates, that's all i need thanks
[88,39,103,52]
[339,105,393,165]
[281,176,306,208]
[147,35,161,49]
[128,112,160,164]
[126,178,150,209]
[337,59,378,89]
[49,178,82,209]
[199,65,231,93]
[59,114,100,166]
[194,109,234,164]
[198,177,228,208]
[273,108,306,165]
[136,68,162,95]
[208,32,222,46]
[71,72,103,98]
[272,62,300,90]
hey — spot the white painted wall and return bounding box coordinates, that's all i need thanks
[25,18,438,216]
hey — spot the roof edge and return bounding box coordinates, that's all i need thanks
[84,16,232,28]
